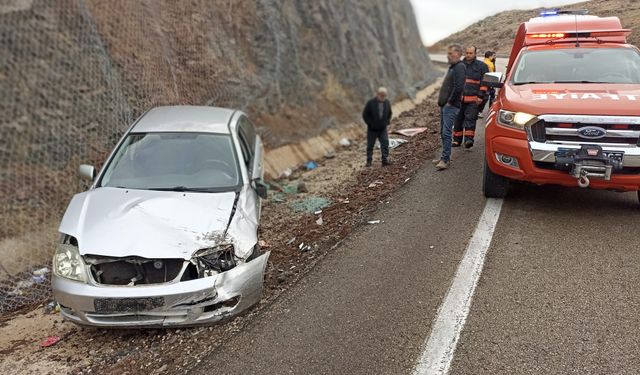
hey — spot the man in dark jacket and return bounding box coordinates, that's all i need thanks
[435,44,465,170]
[362,87,392,167]
[452,46,489,149]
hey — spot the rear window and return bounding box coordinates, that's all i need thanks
[512,48,640,84]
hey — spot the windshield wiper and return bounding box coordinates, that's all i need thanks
[513,81,552,86]
[147,186,217,192]
[551,80,607,84]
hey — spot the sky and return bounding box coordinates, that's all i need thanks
[410,0,588,46]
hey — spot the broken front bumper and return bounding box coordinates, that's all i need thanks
[52,252,269,327]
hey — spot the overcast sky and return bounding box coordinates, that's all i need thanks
[410,0,588,46]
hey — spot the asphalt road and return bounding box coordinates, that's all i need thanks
[192,62,640,374]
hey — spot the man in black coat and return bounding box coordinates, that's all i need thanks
[362,87,392,167]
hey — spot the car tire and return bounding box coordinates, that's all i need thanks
[483,158,509,198]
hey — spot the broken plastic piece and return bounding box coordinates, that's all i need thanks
[339,138,352,147]
[368,181,384,188]
[304,161,318,170]
[393,128,428,137]
[316,216,324,225]
[379,138,408,149]
[368,220,381,225]
[33,267,50,276]
[40,336,61,348]
[286,237,296,245]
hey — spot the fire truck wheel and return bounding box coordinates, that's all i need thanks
[483,158,509,198]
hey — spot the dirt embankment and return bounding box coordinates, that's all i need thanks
[0,78,446,375]
[429,0,640,54]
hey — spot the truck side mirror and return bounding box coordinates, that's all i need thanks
[252,179,268,199]
[481,72,504,89]
[78,164,96,181]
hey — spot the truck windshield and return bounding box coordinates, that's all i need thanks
[100,132,241,192]
[513,48,640,85]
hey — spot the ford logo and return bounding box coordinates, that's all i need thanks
[577,126,607,139]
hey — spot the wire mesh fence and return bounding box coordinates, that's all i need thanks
[0,0,254,314]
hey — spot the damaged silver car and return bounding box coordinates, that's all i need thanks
[52,106,270,327]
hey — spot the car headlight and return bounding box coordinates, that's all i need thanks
[53,243,87,282]
[192,244,237,275]
[498,110,536,130]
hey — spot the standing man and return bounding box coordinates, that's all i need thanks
[435,44,465,170]
[362,87,392,167]
[481,51,497,114]
[452,46,489,149]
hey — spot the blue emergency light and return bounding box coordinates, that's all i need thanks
[539,9,559,17]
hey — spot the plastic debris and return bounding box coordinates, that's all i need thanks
[404,178,411,183]
[316,216,323,225]
[33,267,50,276]
[290,196,331,213]
[429,245,435,249]
[339,138,352,147]
[40,336,61,348]
[279,168,292,178]
[314,210,322,215]
[304,161,318,170]
[368,220,381,225]
[286,237,297,245]
[298,243,312,252]
[378,138,408,149]
[368,181,384,188]
[393,128,428,137]
[32,275,47,284]
[324,150,336,159]
[44,301,59,314]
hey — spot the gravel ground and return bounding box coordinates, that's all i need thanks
[0,93,443,375]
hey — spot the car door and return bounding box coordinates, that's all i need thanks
[237,116,263,217]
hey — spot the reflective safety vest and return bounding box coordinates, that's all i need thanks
[462,59,490,104]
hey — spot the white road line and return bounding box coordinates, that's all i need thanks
[413,198,504,375]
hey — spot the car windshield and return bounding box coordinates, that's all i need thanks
[100,132,241,191]
[512,48,640,84]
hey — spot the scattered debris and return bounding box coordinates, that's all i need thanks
[324,150,336,159]
[32,275,47,284]
[286,237,297,245]
[368,181,384,188]
[267,180,285,192]
[298,242,312,252]
[429,245,435,249]
[316,216,323,225]
[40,336,61,348]
[379,138,408,149]
[393,127,428,137]
[44,301,59,314]
[314,210,323,215]
[33,267,50,276]
[339,138,352,147]
[258,240,271,249]
[297,181,309,193]
[367,220,381,225]
[279,168,292,179]
[290,196,331,213]
[404,178,411,183]
[304,161,318,170]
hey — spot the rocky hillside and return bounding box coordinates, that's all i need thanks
[0,0,436,310]
[430,0,640,54]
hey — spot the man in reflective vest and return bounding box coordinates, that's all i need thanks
[452,46,489,149]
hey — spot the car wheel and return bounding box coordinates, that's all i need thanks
[483,158,509,198]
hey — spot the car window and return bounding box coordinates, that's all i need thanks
[237,117,255,168]
[513,48,640,84]
[100,132,241,191]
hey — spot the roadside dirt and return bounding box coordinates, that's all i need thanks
[0,89,445,375]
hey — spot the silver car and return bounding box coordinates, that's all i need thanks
[52,106,270,327]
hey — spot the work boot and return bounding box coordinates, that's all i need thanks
[435,160,449,170]
[451,141,461,148]
[464,140,474,149]
[382,159,392,166]
[432,159,440,165]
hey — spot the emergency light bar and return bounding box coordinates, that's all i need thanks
[539,9,589,17]
[527,29,631,40]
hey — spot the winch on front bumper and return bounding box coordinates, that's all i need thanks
[553,145,623,188]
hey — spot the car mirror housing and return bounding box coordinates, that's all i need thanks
[482,72,504,88]
[253,179,268,199]
[78,164,96,181]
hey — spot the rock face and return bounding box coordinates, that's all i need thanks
[0,0,436,312]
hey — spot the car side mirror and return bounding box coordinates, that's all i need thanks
[252,179,268,199]
[78,164,96,181]
[481,72,504,89]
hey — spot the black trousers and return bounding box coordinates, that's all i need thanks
[453,102,479,144]
[366,128,389,162]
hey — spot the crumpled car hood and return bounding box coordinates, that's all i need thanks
[59,187,257,260]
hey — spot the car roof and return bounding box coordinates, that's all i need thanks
[131,106,237,134]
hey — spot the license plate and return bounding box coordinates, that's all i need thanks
[94,297,165,313]
[603,151,624,162]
